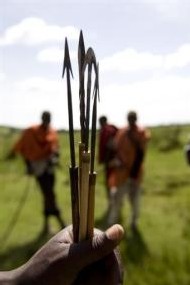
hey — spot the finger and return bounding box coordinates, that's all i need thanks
[105,224,124,243]
[69,224,124,270]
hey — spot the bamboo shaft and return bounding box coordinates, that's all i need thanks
[79,151,90,241]
[87,172,96,239]
[69,166,79,243]
[78,142,85,211]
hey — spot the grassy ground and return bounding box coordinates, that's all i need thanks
[0,125,190,284]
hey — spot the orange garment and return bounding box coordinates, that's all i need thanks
[13,125,58,161]
[108,125,150,188]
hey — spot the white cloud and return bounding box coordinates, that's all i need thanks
[0,17,79,46]
[98,75,190,127]
[3,73,189,127]
[0,76,80,129]
[15,77,61,94]
[164,44,190,69]
[101,49,163,72]
[0,71,6,81]
[101,44,190,73]
[1,73,190,129]
[37,47,76,63]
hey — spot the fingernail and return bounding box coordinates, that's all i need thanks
[106,224,124,242]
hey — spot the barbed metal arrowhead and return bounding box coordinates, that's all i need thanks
[62,38,73,78]
[93,63,100,101]
[82,47,96,73]
[78,30,85,76]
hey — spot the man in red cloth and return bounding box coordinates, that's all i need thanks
[98,116,118,198]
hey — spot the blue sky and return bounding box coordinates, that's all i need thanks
[1,0,190,129]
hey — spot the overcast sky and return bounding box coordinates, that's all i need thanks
[1,0,190,129]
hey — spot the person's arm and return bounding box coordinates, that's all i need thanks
[6,130,27,160]
[0,224,124,285]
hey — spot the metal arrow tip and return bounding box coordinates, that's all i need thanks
[62,38,74,78]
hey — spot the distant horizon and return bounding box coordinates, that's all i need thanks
[1,120,190,132]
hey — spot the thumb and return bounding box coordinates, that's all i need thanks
[105,224,124,244]
[73,224,124,269]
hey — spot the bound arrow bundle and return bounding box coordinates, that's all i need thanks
[62,31,99,242]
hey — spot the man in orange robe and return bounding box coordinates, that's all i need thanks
[9,111,65,234]
[107,111,151,230]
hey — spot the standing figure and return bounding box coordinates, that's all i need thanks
[98,116,118,198]
[8,111,65,234]
[107,111,150,230]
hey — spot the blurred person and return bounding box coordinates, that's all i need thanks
[98,116,118,198]
[0,224,124,285]
[7,111,65,234]
[107,111,151,230]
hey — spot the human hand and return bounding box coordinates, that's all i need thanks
[14,224,124,285]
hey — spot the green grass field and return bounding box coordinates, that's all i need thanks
[1,125,190,284]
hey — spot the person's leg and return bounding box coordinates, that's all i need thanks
[128,178,141,230]
[44,172,66,229]
[105,165,110,199]
[36,172,65,232]
[36,174,51,233]
[107,182,127,226]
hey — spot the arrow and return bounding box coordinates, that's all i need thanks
[87,63,99,239]
[63,38,79,242]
